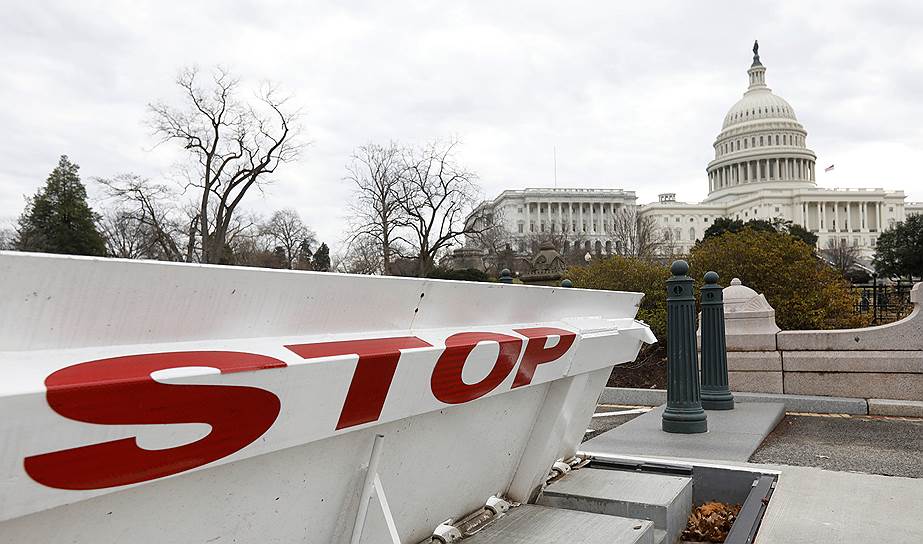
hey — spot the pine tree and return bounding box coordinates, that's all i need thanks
[312,242,330,272]
[16,156,107,256]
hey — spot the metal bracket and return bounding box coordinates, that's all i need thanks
[349,434,401,544]
[431,520,463,543]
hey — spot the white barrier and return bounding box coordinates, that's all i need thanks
[0,252,653,543]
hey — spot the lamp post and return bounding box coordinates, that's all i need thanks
[662,260,708,433]
[700,271,734,410]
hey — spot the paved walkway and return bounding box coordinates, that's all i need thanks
[756,464,923,544]
[580,402,923,544]
[581,403,784,462]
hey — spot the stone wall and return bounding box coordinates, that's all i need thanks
[706,280,922,401]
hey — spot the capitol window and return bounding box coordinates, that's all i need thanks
[518,224,523,233]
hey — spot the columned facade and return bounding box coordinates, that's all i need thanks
[639,42,911,260]
[464,43,918,269]
[465,188,639,256]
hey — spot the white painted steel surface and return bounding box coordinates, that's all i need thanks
[0,252,652,543]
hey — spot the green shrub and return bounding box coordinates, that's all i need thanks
[426,267,491,282]
[568,256,670,342]
[689,228,868,330]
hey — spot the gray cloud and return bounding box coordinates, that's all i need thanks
[1,0,921,244]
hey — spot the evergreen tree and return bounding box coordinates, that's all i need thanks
[312,242,330,272]
[16,156,107,256]
[874,214,923,279]
[297,239,313,270]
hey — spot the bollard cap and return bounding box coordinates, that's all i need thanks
[500,268,511,277]
[670,260,689,276]
[704,271,719,284]
[561,279,573,288]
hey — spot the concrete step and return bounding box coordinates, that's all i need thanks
[653,528,668,544]
[464,504,654,544]
[538,468,692,544]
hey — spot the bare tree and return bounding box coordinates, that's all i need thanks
[96,174,191,261]
[338,234,384,275]
[611,206,666,260]
[345,142,404,275]
[0,225,15,250]
[397,139,483,277]
[149,66,301,264]
[822,238,861,276]
[261,208,316,269]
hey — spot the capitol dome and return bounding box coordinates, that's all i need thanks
[705,41,817,200]
[722,90,797,129]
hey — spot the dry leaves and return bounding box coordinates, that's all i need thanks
[681,501,741,543]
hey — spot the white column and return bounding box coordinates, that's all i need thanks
[860,202,867,232]
[578,202,584,235]
[833,201,839,233]
[876,202,882,232]
[589,202,594,234]
[820,201,826,231]
[845,202,851,232]
[561,203,566,233]
[526,202,532,234]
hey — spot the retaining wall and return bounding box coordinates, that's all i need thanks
[726,283,923,401]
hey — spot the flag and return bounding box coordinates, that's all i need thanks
[825,164,835,172]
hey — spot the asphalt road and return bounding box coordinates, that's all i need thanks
[584,405,923,479]
[749,414,923,478]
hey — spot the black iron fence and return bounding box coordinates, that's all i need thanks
[852,280,915,324]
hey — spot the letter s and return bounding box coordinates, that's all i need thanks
[24,351,286,490]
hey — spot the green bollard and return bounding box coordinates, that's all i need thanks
[662,260,708,433]
[700,271,735,410]
[499,268,513,284]
[561,278,573,288]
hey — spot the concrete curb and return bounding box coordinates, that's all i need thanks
[868,399,923,417]
[599,387,869,415]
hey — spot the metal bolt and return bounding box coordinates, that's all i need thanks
[700,271,735,410]
[662,260,708,434]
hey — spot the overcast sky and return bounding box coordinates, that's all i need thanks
[2,0,922,245]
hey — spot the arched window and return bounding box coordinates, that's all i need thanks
[689,227,696,241]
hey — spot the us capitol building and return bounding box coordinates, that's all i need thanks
[463,42,921,263]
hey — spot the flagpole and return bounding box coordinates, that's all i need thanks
[553,145,557,188]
